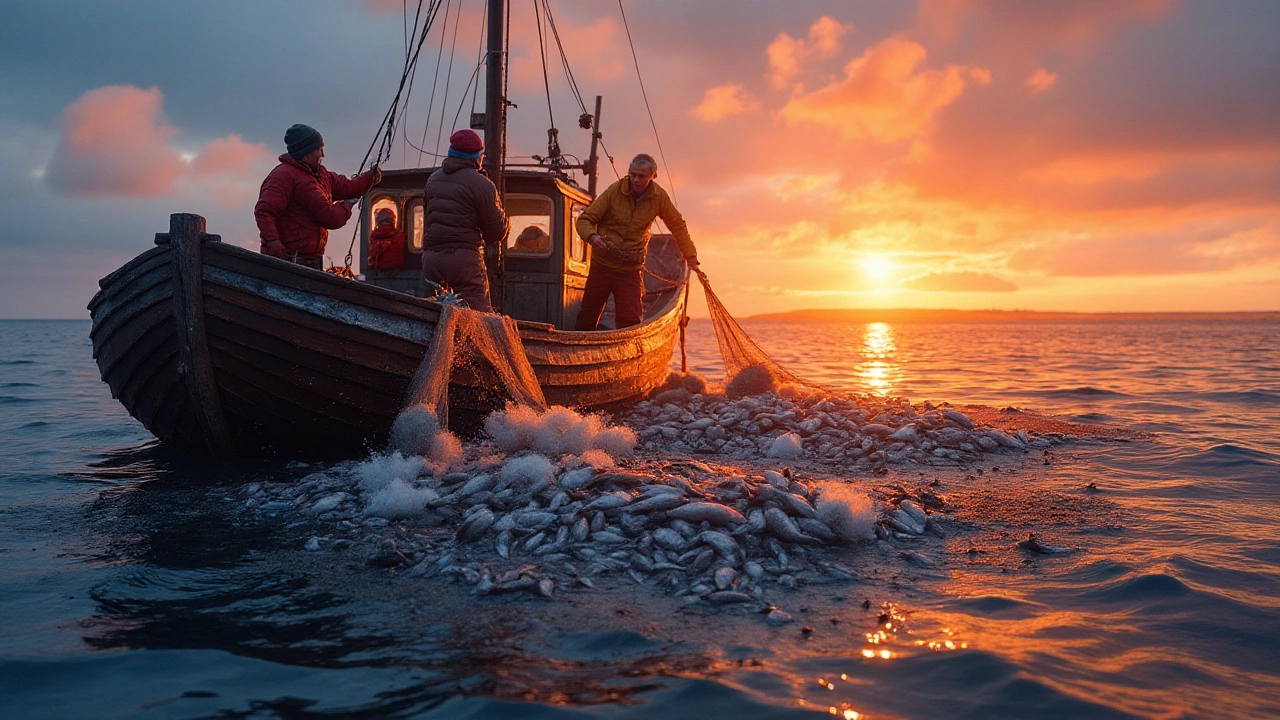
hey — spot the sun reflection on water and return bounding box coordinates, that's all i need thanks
[858,322,900,396]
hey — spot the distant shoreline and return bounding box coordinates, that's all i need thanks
[740,308,1280,323]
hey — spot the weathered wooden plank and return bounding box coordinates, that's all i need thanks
[203,264,436,347]
[203,290,425,375]
[218,389,372,453]
[170,213,236,457]
[151,391,197,447]
[96,300,174,380]
[94,245,169,294]
[533,341,676,387]
[114,331,179,412]
[204,243,443,322]
[209,350,394,433]
[212,361,386,439]
[207,334,406,419]
[205,314,408,394]
[90,250,171,319]
[128,361,184,438]
[89,271,173,345]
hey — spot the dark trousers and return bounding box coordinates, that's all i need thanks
[575,264,644,330]
[421,247,492,312]
[290,254,323,270]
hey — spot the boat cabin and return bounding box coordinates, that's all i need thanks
[359,168,593,330]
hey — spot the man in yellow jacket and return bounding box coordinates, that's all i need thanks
[575,153,699,330]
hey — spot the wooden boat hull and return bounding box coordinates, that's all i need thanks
[88,214,688,457]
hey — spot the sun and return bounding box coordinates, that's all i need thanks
[860,255,896,283]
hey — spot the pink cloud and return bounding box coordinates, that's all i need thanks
[190,134,272,176]
[1025,67,1057,94]
[692,84,759,123]
[46,85,184,197]
[46,85,276,205]
[767,16,853,88]
[779,36,990,143]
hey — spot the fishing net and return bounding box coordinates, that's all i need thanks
[401,304,547,428]
[693,270,822,398]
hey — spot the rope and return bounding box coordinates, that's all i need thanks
[417,0,452,165]
[432,0,464,158]
[618,0,675,203]
[534,0,556,132]
[340,0,443,271]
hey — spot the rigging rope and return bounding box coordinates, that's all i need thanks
[534,0,556,133]
[340,0,443,272]
[618,0,675,203]
[433,0,465,157]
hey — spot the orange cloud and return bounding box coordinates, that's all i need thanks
[508,12,624,90]
[46,85,184,197]
[779,36,990,144]
[1025,67,1057,94]
[767,16,853,88]
[692,84,759,122]
[901,271,1018,292]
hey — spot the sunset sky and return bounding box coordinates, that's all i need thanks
[1,0,1277,318]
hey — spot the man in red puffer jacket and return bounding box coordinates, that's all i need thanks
[254,124,381,269]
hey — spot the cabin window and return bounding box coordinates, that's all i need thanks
[506,194,553,258]
[569,202,587,262]
[407,197,425,252]
[370,195,399,232]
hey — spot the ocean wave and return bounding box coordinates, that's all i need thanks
[0,359,36,365]
[1082,571,1190,605]
[837,649,1146,720]
[951,594,1048,619]
[1,382,39,388]
[1167,444,1279,473]
[1041,387,1130,398]
[0,395,41,404]
[1070,412,1119,424]
[1198,389,1280,406]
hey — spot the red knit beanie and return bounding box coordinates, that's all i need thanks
[449,129,484,154]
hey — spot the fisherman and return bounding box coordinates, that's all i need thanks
[420,129,510,312]
[254,124,381,269]
[575,153,699,330]
[367,208,406,270]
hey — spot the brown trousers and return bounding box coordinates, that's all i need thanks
[421,247,492,312]
[575,263,644,330]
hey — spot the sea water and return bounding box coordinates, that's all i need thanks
[1,317,1278,719]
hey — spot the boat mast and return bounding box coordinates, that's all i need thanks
[483,0,505,185]
[483,0,507,311]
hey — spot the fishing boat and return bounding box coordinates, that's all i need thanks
[87,0,691,457]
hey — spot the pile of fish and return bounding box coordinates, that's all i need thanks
[235,449,1001,619]
[617,386,1046,466]
[231,385,1068,616]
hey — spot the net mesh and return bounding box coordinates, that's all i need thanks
[694,270,823,397]
[402,304,547,427]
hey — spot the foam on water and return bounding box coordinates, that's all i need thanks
[364,479,440,520]
[353,451,427,494]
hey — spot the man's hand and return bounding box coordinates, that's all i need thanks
[371,165,382,185]
[685,257,700,268]
[588,234,608,249]
[341,197,358,209]
[265,240,287,258]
